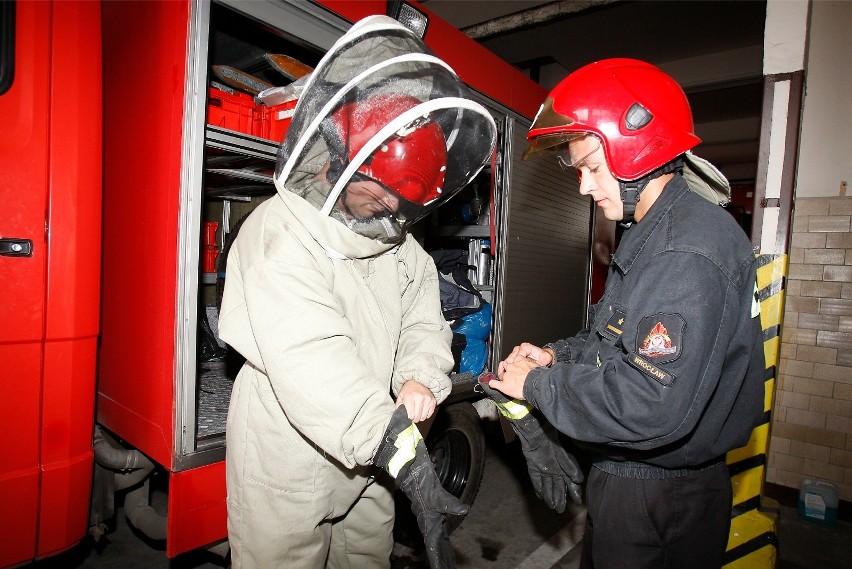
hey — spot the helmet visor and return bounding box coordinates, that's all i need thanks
[555,135,602,172]
[523,96,585,160]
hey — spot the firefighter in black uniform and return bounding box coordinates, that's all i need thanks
[485,59,765,569]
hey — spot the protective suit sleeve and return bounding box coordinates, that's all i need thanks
[391,237,454,403]
[523,251,734,450]
[225,256,396,469]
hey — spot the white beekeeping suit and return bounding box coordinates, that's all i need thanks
[219,15,496,569]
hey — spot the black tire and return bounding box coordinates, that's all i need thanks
[425,401,486,534]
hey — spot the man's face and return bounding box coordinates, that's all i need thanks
[565,136,623,221]
[338,177,400,220]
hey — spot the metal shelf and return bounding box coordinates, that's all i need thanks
[432,224,491,238]
[204,125,278,199]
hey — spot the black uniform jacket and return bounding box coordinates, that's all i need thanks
[523,174,765,469]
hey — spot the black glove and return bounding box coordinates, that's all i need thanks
[479,374,584,512]
[374,405,469,569]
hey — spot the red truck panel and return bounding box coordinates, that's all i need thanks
[166,461,228,557]
[0,1,102,566]
[98,0,190,468]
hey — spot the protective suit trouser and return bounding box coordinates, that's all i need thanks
[228,473,394,569]
[579,462,731,569]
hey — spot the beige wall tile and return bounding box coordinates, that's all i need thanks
[802,459,845,483]
[804,248,847,265]
[820,298,852,316]
[803,426,846,449]
[779,469,808,489]
[788,376,835,397]
[814,363,852,383]
[829,447,852,468]
[782,359,815,378]
[842,282,852,299]
[798,313,840,331]
[770,436,791,454]
[825,414,852,434]
[809,395,852,417]
[772,420,809,441]
[783,327,818,345]
[783,311,800,329]
[817,330,852,350]
[785,407,827,428]
[778,389,810,410]
[786,295,820,313]
[790,247,805,264]
[839,317,852,333]
[780,342,798,360]
[790,440,832,462]
[796,345,837,365]
[835,383,852,401]
[788,279,803,296]
[792,216,809,234]
[838,351,852,368]
[824,265,852,282]
[788,264,825,281]
[828,198,852,216]
[769,451,805,472]
[808,216,851,233]
[794,199,831,216]
[793,231,828,248]
[826,232,852,248]
[800,281,843,298]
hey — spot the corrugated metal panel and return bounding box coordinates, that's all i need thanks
[492,118,591,364]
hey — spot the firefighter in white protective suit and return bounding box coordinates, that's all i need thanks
[218,16,497,569]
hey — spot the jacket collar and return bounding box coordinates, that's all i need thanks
[612,174,690,274]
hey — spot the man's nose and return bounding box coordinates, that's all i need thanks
[577,173,593,195]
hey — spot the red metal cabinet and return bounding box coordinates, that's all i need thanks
[0,1,102,566]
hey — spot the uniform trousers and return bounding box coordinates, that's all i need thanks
[579,461,732,569]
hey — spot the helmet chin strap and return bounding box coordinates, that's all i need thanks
[618,158,685,224]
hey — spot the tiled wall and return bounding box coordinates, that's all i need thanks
[768,196,852,501]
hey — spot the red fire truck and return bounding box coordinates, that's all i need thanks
[1,1,594,565]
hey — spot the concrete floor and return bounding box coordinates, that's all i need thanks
[23,420,852,569]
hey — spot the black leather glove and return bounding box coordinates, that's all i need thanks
[374,405,469,569]
[479,374,584,512]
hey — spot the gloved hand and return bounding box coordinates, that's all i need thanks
[374,405,469,569]
[479,374,583,512]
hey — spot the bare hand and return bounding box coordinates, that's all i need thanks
[396,381,437,423]
[498,343,553,376]
[490,356,541,400]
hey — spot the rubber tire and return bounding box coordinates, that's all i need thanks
[425,401,486,534]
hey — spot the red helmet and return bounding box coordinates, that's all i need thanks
[329,93,447,206]
[525,58,700,181]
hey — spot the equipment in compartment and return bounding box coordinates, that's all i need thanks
[207,82,256,135]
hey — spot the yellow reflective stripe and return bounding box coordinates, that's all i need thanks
[387,423,422,478]
[495,399,533,420]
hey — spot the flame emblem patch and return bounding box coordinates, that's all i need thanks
[640,322,677,357]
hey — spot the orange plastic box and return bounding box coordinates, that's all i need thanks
[207,86,256,135]
[253,99,297,143]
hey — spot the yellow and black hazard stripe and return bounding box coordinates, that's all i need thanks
[722,253,786,569]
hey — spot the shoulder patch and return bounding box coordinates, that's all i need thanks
[628,353,675,387]
[637,313,684,364]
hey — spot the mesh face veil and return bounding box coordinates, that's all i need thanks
[273,16,497,244]
[327,94,448,208]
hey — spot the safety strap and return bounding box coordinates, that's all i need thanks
[619,158,684,223]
